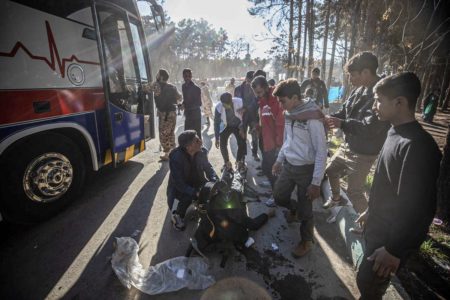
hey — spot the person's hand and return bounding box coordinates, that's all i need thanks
[325,116,342,129]
[355,210,368,228]
[367,247,400,278]
[306,184,320,201]
[215,139,220,149]
[272,162,282,176]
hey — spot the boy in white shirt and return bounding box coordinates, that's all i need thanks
[272,79,328,258]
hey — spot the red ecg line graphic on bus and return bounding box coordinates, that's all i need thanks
[0,21,100,78]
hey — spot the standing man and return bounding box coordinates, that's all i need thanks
[167,130,218,230]
[300,67,329,111]
[272,79,327,258]
[182,68,202,138]
[235,71,260,161]
[152,69,181,161]
[214,92,246,171]
[323,52,390,221]
[251,76,285,188]
[200,81,214,126]
[355,72,441,299]
[225,78,236,95]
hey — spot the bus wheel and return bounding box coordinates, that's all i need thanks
[0,133,86,223]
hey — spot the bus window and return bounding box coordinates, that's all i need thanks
[129,23,147,82]
[100,11,139,113]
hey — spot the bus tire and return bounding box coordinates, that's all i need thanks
[0,133,86,223]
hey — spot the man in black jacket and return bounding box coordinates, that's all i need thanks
[355,72,441,299]
[300,67,329,110]
[234,71,260,161]
[182,69,202,138]
[323,52,390,217]
[167,130,218,230]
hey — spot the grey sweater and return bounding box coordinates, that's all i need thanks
[277,100,327,186]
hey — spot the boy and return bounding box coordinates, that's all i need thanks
[323,52,389,221]
[272,79,328,258]
[356,72,442,299]
[251,76,285,188]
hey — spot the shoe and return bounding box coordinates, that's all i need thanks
[256,165,262,170]
[256,171,264,177]
[159,152,169,161]
[292,241,313,258]
[266,208,276,218]
[322,197,347,209]
[283,210,299,224]
[349,226,364,235]
[265,197,276,207]
[171,213,186,231]
[237,161,247,172]
[253,154,260,162]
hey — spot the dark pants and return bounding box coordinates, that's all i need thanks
[167,188,196,218]
[273,162,315,241]
[219,126,246,163]
[261,148,278,188]
[244,123,259,156]
[184,108,201,138]
[356,241,398,300]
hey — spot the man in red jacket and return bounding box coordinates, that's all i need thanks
[251,76,285,188]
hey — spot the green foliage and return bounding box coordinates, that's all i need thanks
[420,239,449,263]
[364,174,374,191]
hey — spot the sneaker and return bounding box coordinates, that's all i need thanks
[292,241,313,258]
[283,210,299,224]
[253,154,260,162]
[265,197,276,207]
[237,161,247,172]
[171,213,186,231]
[322,197,347,209]
[349,226,364,235]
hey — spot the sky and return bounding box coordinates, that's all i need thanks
[139,0,273,58]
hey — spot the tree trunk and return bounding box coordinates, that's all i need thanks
[327,9,340,90]
[349,0,362,59]
[300,0,309,82]
[442,79,450,111]
[359,0,369,51]
[439,56,450,107]
[321,0,330,78]
[287,0,295,77]
[307,0,315,76]
[437,125,450,224]
[295,0,303,79]
[416,67,430,112]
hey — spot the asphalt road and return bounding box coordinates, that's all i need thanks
[0,118,360,300]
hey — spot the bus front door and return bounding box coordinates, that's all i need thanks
[96,5,151,166]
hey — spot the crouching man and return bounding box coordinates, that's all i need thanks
[168,130,218,231]
[271,79,327,258]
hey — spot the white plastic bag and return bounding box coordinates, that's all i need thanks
[111,237,215,295]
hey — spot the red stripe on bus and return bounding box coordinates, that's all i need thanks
[0,88,106,124]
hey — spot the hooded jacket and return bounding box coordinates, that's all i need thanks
[258,87,285,152]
